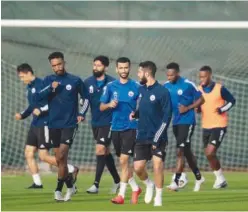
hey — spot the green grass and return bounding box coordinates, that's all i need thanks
[2,172,248,211]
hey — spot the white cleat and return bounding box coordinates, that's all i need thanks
[193,176,205,192]
[167,181,179,191]
[213,180,228,189]
[110,183,120,194]
[64,187,76,201]
[86,184,98,194]
[144,182,154,204]
[172,172,188,189]
[54,191,64,202]
[154,197,162,207]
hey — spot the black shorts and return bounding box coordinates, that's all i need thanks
[173,124,195,148]
[134,142,167,162]
[92,126,111,147]
[26,126,50,149]
[203,127,227,148]
[49,127,78,148]
[111,129,136,157]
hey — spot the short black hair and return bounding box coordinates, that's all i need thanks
[48,52,64,61]
[94,55,109,67]
[200,65,212,73]
[139,61,157,77]
[17,63,34,74]
[166,62,180,72]
[116,57,131,66]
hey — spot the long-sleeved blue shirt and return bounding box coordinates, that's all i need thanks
[100,79,139,131]
[164,77,202,126]
[201,82,236,113]
[136,81,172,146]
[83,74,115,127]
[20,77,48,127]
[37,72,89,128]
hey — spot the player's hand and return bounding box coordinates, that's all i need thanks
[129,111,135,120]
[216,107,222,114]
[108,100,118,108]
[77,116,85,123]
[15,113,22,120]
[51,81,59,91]
[152,145,157,150]
[33,108,41,116]
[179,105,189,114]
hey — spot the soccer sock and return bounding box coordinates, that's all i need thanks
[142,177,153,186]
[118,182,128,198]
[56,178,64,192]
[128,177,139,192]
[214,168,225,182]
[64,174,73,189]
[94,155,106,188]
[105,153,120,184]
[155,187,163,199]
[67,164,75,173]
[32,174,42,186]
[174,173,181,185]
[193,167,202,180]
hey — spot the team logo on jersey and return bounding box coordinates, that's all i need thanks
[89,85,94,93]
[150,95,156,101]
[31,88,36,93]
[128,91,134,97]
[177,89,183,95]
[66,84,72,90]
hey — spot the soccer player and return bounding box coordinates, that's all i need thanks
[197,65,235,189]
[164,62,205,192]
[100,57,141,204]
[35,52,89,201]
[15,63,78,189]
[83,56,120,194]
[130,61,172,206]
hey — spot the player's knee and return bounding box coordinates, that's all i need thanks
[95,145,106,155]
[119,157,128,167]
[25,149,35,159]
[205,150,214,159]
[56,152,66,163]
[38,151,48,161]
[153,162,163,174]
[134,163,144,175]
[176,148,184,157]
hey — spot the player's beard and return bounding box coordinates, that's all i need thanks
[93,70,104,78]
[119,72,129,79]
[139,76,147,85]
[55,69,65,75]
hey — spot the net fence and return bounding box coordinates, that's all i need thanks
[1,2,248,173]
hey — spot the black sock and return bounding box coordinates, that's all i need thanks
[56,178,64,192]
[174,173,182,185]
[65,174,73,189]
[94,155,106,188]
[105,153,120,184]
[193,167,202,180]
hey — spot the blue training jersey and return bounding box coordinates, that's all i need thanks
[100,79,139,131]
[164,77,202,125]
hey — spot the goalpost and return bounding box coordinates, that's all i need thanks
[1,20,248,173]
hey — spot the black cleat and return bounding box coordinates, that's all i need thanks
[27,183,43,189]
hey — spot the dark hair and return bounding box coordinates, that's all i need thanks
[200,65,212,73]
[166,62,180,72]
[17,63,34,74]
[139,61,157,77]
[116,57,131,66]
[48,52,64,61]
[94,55,109,67]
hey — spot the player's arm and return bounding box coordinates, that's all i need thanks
[217,86,236,114]
[77,78,90,122]
[15,105,33,120]
[153,89,172,148]
[99,84,117,111]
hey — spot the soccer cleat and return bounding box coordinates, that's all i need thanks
[86,184,98,194]
[193,176,205,192]
[172,172,188,189]
[213,180,228,189]
[154,197,162,207]
[167,181,179,191]
[144,182,154,204]
[111,195,124,204]
[27,183,43,189]
[131,187,142,204]
[54,191,64,202]
[64,187,76,202]
[110,183,120,194]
